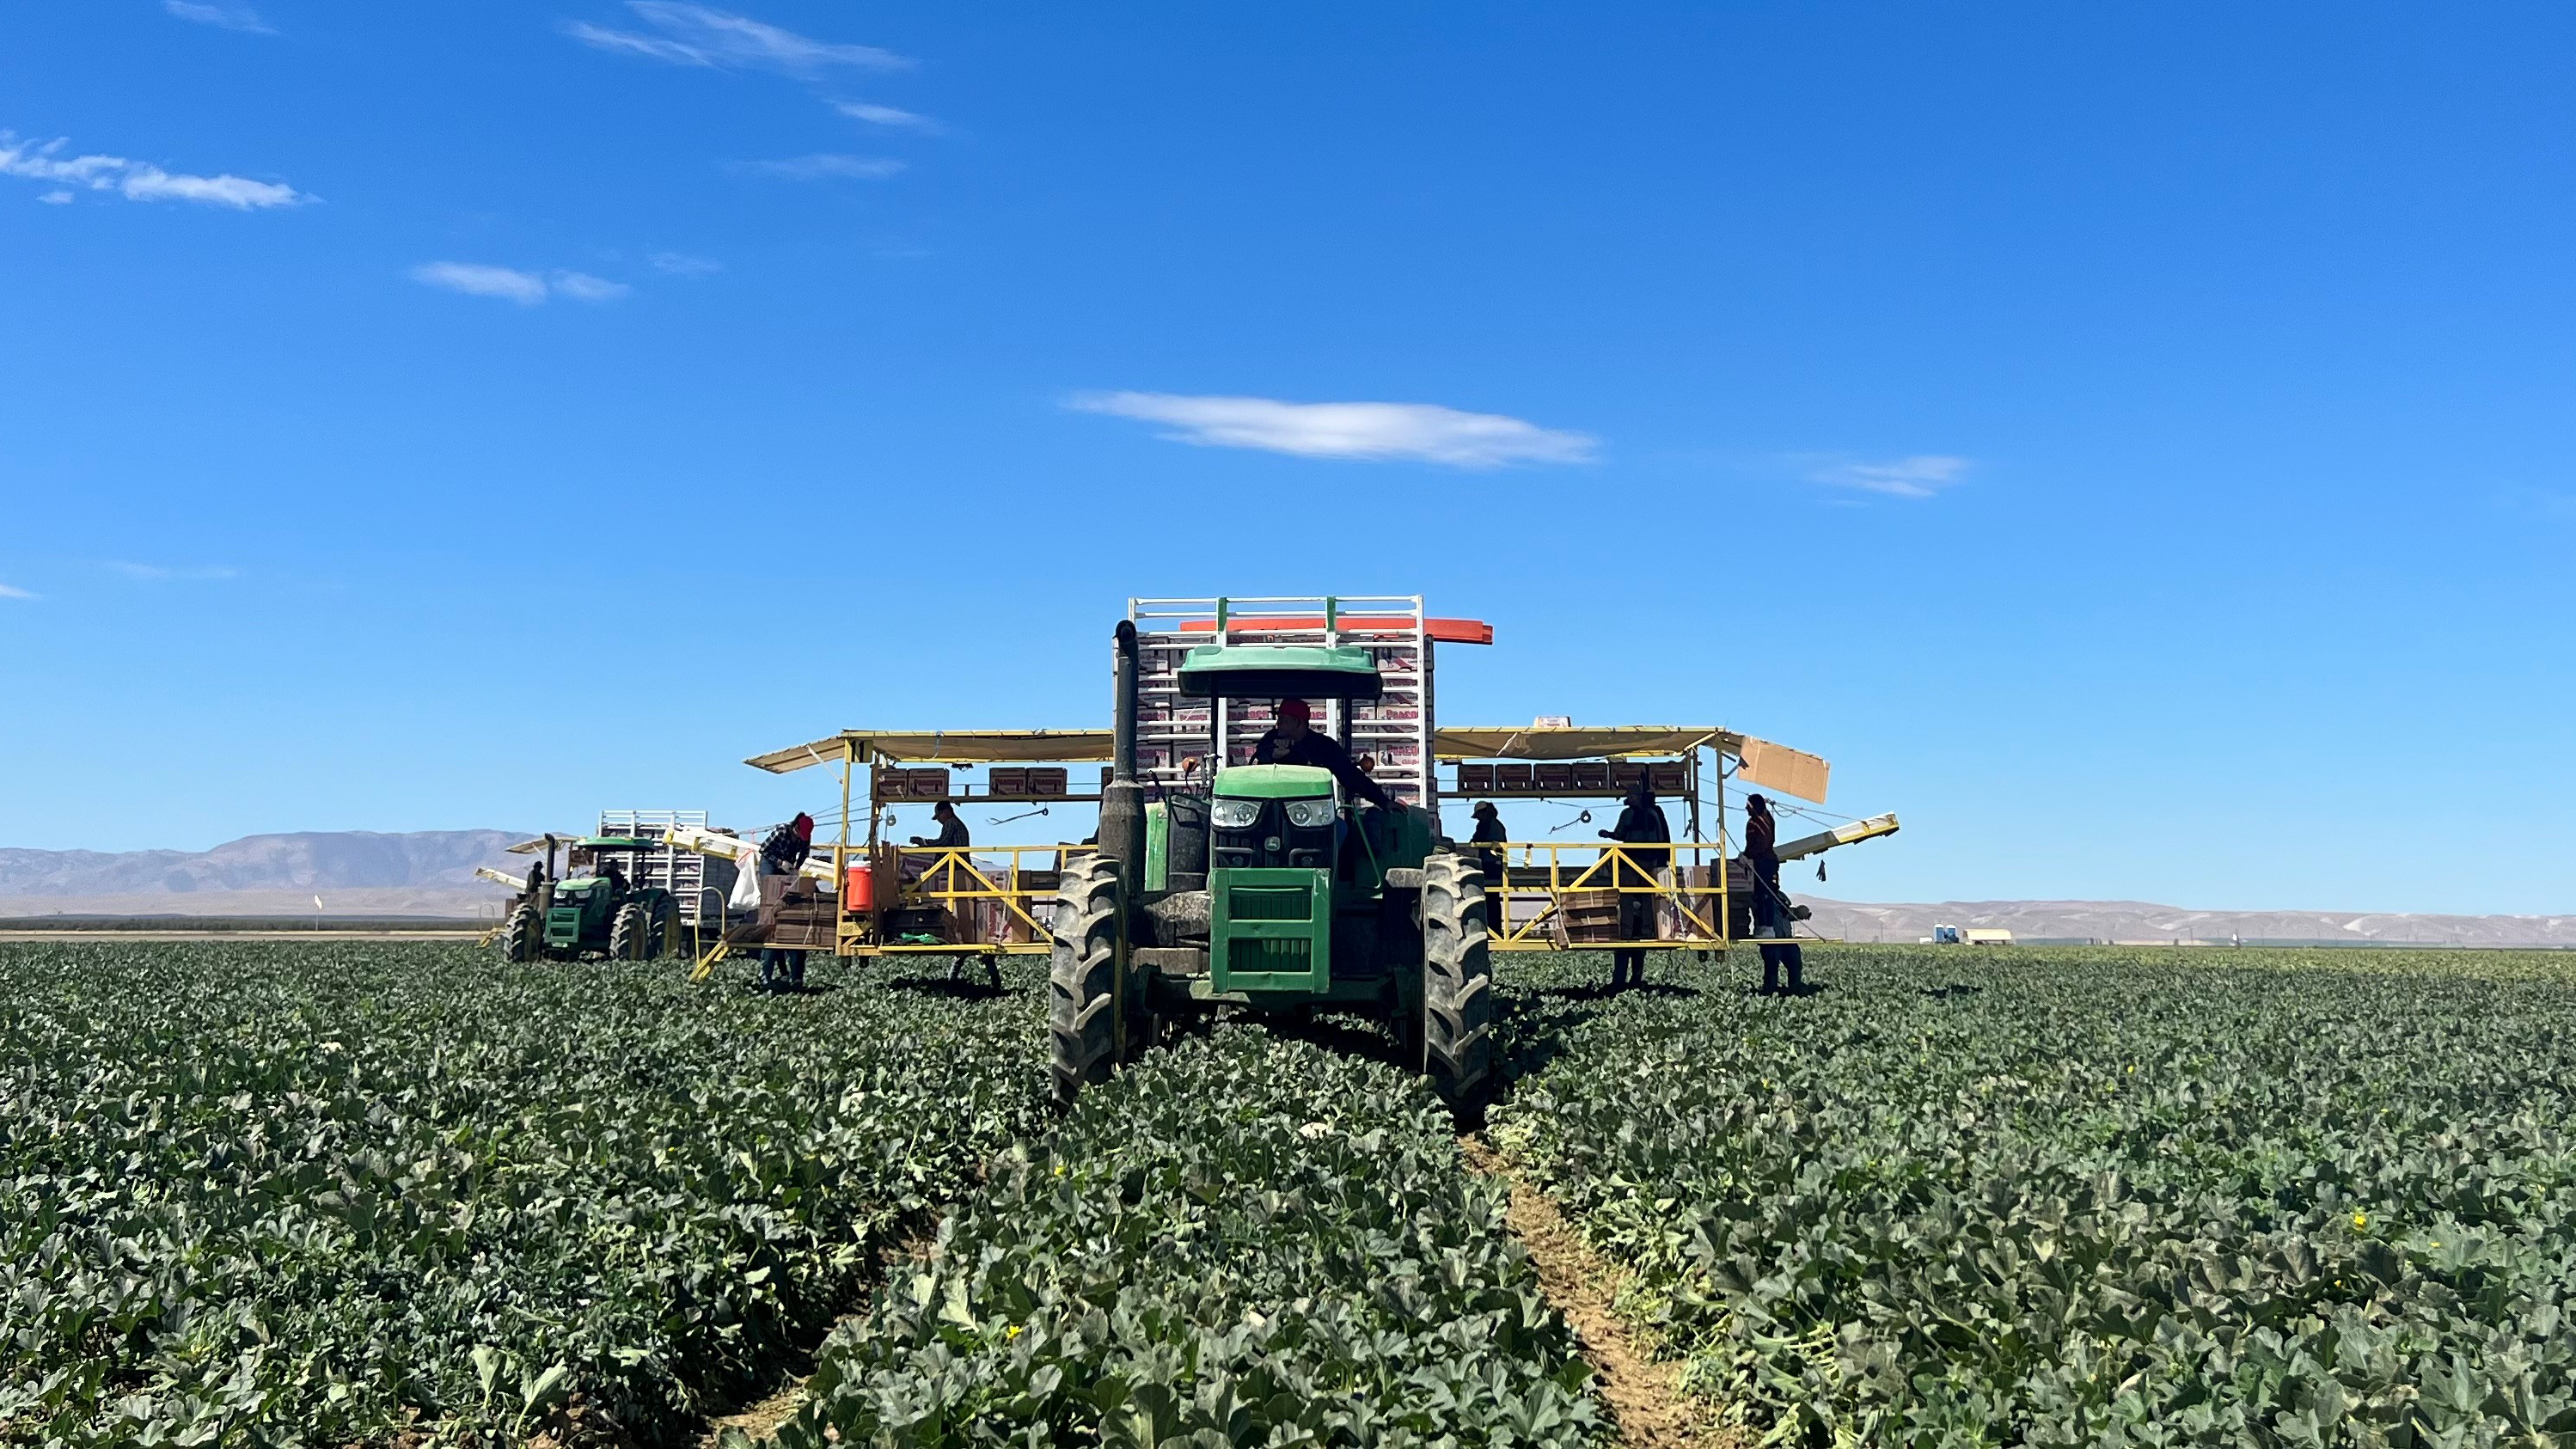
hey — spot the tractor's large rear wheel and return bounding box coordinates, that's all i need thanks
[609,902,651,961]
[498,902,537,963]
[1418,853,1494,1105]
[1048,855,1125,1106]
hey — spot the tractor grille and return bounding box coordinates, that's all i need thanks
[1227,883,1313,921]
[1228,937,1312,973]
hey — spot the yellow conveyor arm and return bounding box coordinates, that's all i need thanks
[661,824,841,887]
[1773,812,1900,863]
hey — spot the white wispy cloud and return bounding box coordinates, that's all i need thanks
[164,2,275,34]
[832,100,942,133]
[744,153,904,180]
[412,262,549,304]
[650,251,722,275]
[566,3,909,75]
[0,131,305,209]
[0,582,35,600]
[1803,454,1971,498]
[550,271,633,302]
[38,189,71,205]
[1069,393,1597,468]
[108,562,239,582]
[410,263,632,305]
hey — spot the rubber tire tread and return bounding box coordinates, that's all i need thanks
[651,897,682,958]
[609,902,649,962]
[1048,855,1123,1105]
[499,903,536,963]
[1419,853,1494,1100]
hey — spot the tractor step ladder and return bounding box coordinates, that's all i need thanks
[689,937,732,983]
[1128,596,1435,812]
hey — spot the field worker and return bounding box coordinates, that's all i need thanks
[1243,698,1398,810]
[1470,802,1508,929]
[761,811,815,877]
[1600,778,1670,990]
[901,800,971,888]
[758,945,807,994]
[910,801,970,853]
[1741,794,1807,994]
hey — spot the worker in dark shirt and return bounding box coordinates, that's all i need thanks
[1241,698,1398,811]
[1599,779,1671,990]
[1741,793,1806,994]
[1470,801,1508,935]
[909,801,970,852]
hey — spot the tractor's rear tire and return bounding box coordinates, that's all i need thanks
[609,902,650,962]
[1418,853,1494,1105]
[498,902,537,963]
[1048,855,1125,1107]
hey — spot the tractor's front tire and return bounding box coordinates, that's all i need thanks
[649,896,682,958]
[1048,855,1125,1107]
[1418,853,1494,1105]
[609,902,651,961]
[498,902,537,963]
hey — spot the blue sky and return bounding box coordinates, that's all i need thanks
[2,3,2569,914]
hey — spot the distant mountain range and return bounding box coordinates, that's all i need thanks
[1799,897,2576,948]
[1,830,2567,945]
[0,830,529,918]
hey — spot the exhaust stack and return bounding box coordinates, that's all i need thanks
[1100,621,1147,894]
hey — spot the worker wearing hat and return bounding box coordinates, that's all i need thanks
[1741,793,1806,994]
[1241,698,1398,811]
[1600,776,1670,990]
[1470,801,1508,932]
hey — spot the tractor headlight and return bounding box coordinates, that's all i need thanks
[1211,798,1261,829]
[1283,798,1337,828]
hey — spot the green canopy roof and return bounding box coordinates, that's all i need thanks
[1175,643,1384,700]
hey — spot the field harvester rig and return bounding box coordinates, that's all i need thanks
[731,596,1900,1104]
[482,833,685,963]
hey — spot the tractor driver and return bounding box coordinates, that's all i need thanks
[1242,698,1398,812]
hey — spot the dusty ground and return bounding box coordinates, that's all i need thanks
[1461,1137,1741,1449]
[693,1231,937,1446]
[698,1385,805,1447]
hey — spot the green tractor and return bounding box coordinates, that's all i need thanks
[497,835,682,963]
[1049,624,1492,1107]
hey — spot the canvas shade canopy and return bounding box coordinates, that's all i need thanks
[746,725,1829,802]
[746,731,1117,773]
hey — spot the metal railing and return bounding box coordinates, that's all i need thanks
[856,844,1094,954]
[835,840,1738,956]
[1474,840,1735,951]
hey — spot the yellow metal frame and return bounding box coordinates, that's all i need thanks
[790,732,1766,961]
[1481,840,1737,951]
[872,845,1087,955]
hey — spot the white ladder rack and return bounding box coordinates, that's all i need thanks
[1126,596,1436,812]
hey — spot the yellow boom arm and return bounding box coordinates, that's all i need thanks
[1773,812,1900,863]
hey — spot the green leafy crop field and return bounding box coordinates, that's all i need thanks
[0,943,1047,1446]
[1491,947,2576,1447]
[773,1027,1599,1448]
[9,939,2573,1448]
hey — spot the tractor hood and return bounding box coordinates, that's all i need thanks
[1213,763,1337,799]
[1176,644,1383,700]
